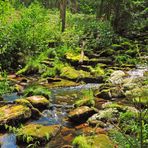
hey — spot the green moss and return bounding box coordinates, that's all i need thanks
[66,52,89,62]
[72,135,91,148]
[90,134,114,148]
[73,134,114,148]
[15,99,33,108]
[60,65,90,80]
[89,64,105,77]
[44,79,79,88]
[17,124,60,143]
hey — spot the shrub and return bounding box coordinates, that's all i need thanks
[0,2,60,70]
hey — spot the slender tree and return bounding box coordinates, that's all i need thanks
[60,0,67,32]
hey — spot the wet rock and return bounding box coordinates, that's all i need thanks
[26,96,50,110]
[68,106,96,123]
[17,123,60,143]
[0,104,31,126]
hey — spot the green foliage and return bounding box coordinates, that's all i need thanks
[0,2,60,70]
[72,135,91,148]
[23,84,51,99]
[109,130,138,148]
[0,71,13,96]
[83,20,114,51]
[75,89,95,107]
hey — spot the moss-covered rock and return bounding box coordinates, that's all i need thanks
[65,52,89,63]
[43,79,79,88]
[60,66,90,80]
[15,99,42,119]
[26,96,49,110]
[17,123,60,143]
[72,134,114,148]
[15,99,33,108]
[0,104,31,126]
[68,106,96,123]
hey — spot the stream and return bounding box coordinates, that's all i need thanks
[0,65,147,148]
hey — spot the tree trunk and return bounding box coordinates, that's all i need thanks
[60,0,67,32]
[96,0,104,20]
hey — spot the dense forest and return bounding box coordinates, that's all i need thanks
[0,0,147,148]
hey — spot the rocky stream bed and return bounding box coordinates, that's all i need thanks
[0,65,147,148]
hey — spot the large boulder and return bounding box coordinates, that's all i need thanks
[68,106,96,123]
[26,96,49,110]
[0,104,31,126]
[17,123,60,143]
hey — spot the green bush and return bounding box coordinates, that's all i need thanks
[0,2,60,70]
